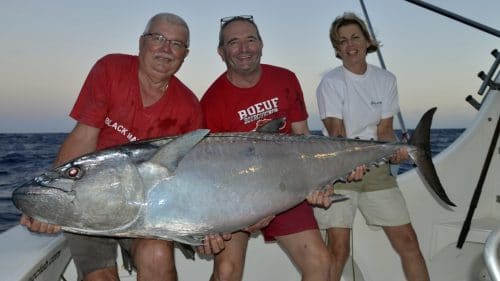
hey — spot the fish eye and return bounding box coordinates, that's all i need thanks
[66,166,83,179]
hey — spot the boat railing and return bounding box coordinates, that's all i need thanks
[484,226,500,280]
[404,0,500,38]
[477,49,500,96]
[467,49,500,110]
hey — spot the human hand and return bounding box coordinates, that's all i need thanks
[307,185,335,208]
[20,214,61,234]
[196,233,232,255]
[242,215,275,233]
[346,164,367,182]
[390,148,409,164]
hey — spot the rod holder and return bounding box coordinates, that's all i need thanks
[493,49,499,58]
[478,49,500,95]
[478,71,487,81]
[466,95,481,110]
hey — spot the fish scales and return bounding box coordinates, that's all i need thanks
[144,135,386,234]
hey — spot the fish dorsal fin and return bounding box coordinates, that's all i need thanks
[150,129,209,172]
[256,118,286,133]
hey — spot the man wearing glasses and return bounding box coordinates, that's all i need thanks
[19,13,220,281]
[200,15,338,281]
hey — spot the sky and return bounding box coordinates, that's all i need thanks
[1,0,499,133]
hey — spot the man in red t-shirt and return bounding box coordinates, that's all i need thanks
[19,13,218,281]
[199,16,337,281]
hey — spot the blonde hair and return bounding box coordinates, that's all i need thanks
[329,12,379,58]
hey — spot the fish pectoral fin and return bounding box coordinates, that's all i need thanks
[175,242,196,260]
[255,117,286,133]
[173,235,205,260]
[176,235,205,246]
[150,129,210,172]
[330,193,350,203]
[336,177,347,183]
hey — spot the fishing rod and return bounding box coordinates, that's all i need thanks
[404,0,500,38]
[358,0,410,142]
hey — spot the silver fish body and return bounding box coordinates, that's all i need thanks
[12,108,454,245]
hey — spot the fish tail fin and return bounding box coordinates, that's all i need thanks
[408,107,456,207]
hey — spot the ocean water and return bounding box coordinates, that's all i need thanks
[0,129,465,233]
[0,133,67,233]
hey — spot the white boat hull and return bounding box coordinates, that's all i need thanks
[349,76,500,280]
[0,226,71,281]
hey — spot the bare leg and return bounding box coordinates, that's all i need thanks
[83,267,119,281]
[277,229,331,281]
[383,224,429,281]
[210,231,249,281]
[325,228,351,281]
[131,238,177,281]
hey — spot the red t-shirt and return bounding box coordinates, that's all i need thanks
[70,54,203,150]
[201,64,317,241]
[201,64,308,133]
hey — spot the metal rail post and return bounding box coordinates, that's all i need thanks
[484,227,500,280]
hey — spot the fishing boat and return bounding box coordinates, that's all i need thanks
[0,1,498,280]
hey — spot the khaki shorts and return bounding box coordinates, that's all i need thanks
[65,233,133,280]
[314,187,411,229]
[335,164,397,192]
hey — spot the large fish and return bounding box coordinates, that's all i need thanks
[12,108,454,246]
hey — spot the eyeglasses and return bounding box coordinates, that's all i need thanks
[142,33,188,51]
[220,15,254,27]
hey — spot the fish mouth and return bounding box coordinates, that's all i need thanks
[13,181,45,198]
[12,179,77,225]
[11,183,42,216]
[12,179,75,208]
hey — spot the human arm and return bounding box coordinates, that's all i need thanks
[322,117,366,182]
[20,123,100,233]
[53,123,100,166]
[242,215,276,233]
[377,117,408,163]
[291,120,310,135]
[195,233,233,255]
[198,215,275,251]
[322,117,346,138]
[198,214,273,255]
[307,185,335,208]
[195,213,274,255]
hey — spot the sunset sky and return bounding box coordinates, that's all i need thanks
[1,0,499,133]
